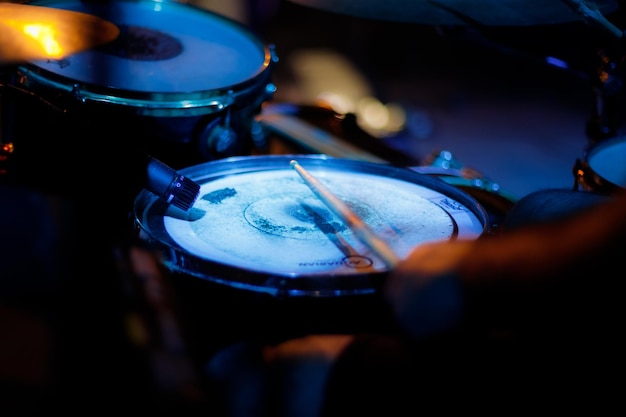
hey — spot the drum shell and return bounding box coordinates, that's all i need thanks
[169,269,398,360]
[3,69,272,172]
[9,62,274,163]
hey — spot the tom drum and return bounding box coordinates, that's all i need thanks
[1,0,277,188]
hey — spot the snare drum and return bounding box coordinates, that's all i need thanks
[134,154,489,349]
[134,155,488,297]
[574,136,626,194]
[2,0,277,175]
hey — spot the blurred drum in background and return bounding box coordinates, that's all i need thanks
[0,0,277,197]
[574,136,626,194]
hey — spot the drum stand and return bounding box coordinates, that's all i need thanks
[585,44,625,145]
[573,45,626,192]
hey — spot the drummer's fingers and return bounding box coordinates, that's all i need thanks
[263,334,354,362]
[383,240,473,338]
[384,240,468,299]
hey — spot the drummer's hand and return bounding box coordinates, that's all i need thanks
[206,239,476,417]
[383,239,474,339]
[207,334,354,417]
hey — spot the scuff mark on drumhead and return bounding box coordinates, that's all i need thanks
[97,25,183,60]
[202,187,237,204]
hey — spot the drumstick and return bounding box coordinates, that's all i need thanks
[290,159,400,268]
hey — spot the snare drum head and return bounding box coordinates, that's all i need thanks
[24,0,269,93]
[134,155,488,297]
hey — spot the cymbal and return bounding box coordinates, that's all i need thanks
[286,0,619,26]
[0,3,119,63]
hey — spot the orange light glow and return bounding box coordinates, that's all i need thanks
[1,142,14,154]
[23,24,62,57]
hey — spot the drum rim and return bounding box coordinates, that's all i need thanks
[134,155,490,297]
[15,0,276,115]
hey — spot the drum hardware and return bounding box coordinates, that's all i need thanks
[578,6,626,142]
[0,2,119,63]
[284,0,618,26]
[584,46,625,144]
[412,150,517,233]
[201,122,239,156]
[196,106,242,158]
[0,141,12,175]
[573,158,599,192]
[420,150,506,196]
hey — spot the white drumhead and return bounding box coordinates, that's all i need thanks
[27,0,269,92]
[134,155,488,296]
[167,170,469,272]
[587,137,626,188]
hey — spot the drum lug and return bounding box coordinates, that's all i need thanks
[208,124,238,154]
[425,149,502,192]
[198,112,239,158]
[269,44,279,63]
[250,119,269,150]
[71,84,86,103]
[264,83,277,102]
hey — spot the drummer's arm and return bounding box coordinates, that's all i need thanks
[385,189,626,338]
[206,191,626,417]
